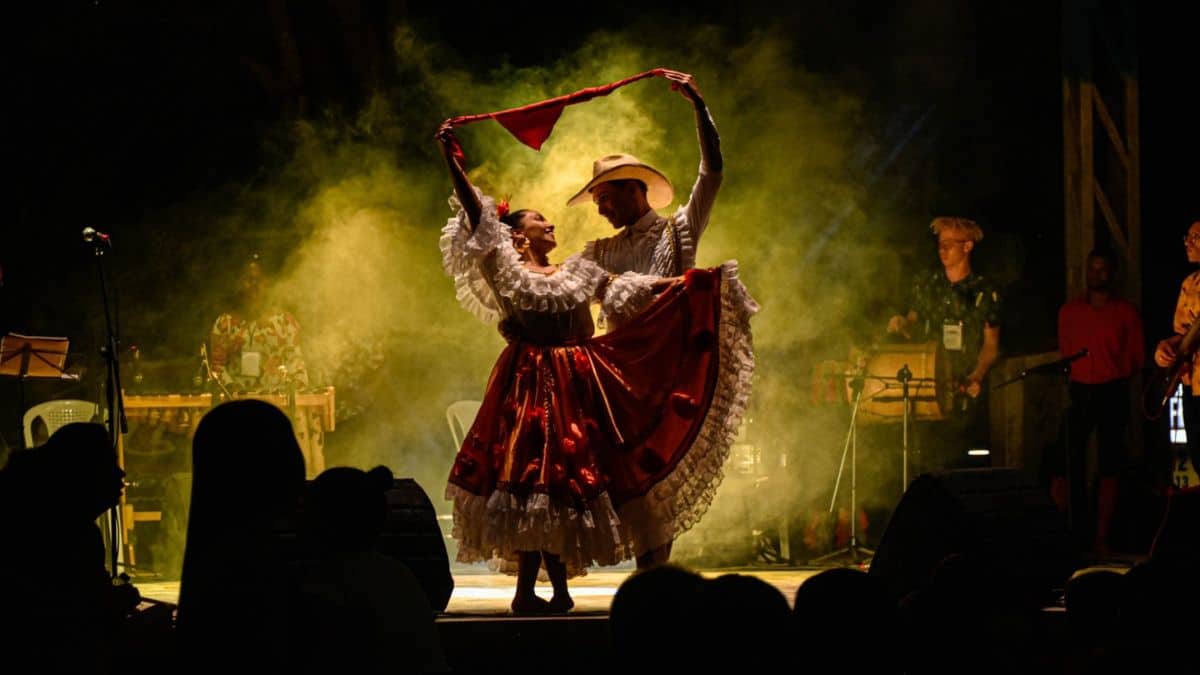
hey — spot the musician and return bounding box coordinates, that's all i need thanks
[887,217,1001,472]
[1154,219,1200,474]
[1149,219,1200,570]
[1057,248,1144,554]
[209,255,308,393]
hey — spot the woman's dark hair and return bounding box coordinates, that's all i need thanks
[500,209,533,230]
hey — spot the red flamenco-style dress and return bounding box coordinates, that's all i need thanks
[440,193,757,575]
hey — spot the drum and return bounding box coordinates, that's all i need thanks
[849,342,948,424]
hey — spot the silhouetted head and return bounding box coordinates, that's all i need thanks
[43,423,124,521]
[694,574,792,669]
[793,568,896,667]
[610,564,705,666]
[189,399,305,526]
[1064,569,1127,635]
[794,567,892,625]
[304,465,393,553]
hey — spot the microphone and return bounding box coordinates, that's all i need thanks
[82,226,112,248]
[1022,348,1089,377]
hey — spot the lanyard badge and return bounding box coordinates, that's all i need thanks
[942,320,964,351]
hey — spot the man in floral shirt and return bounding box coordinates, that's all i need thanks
[209,256,308,393]
[888,217,1002,473]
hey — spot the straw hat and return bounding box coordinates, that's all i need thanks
[566,153,674,208]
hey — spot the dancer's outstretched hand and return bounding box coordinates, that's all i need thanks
[662,69,703,106]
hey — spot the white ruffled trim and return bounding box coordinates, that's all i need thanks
[444,484,634,578]
[580,239,599,264]
[600,272,659,325]
[493,249,607,315]
[439,191,609,323]
[438,192,508,323]
[615,259,759,555]
[645,212,698,276]
[673,213,697,271]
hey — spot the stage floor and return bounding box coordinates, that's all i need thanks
[135,558,1136,616]
[136,564,830,615]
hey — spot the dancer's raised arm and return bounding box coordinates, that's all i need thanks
[663,69,721,173]
[435,121,482,229]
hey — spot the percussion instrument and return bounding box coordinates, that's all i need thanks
[850,342,947,424]
[811,360,852,405]
[122,386,336,477]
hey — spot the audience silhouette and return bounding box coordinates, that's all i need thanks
[0,423,137,673]
[175,400,306,672]
[294,465,448,673]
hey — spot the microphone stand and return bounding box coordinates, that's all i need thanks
[898,364,913,490]
[813,370,874,566]
[198,344,235,403]
[87,234,128,579]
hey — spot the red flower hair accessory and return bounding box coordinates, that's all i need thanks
[496,195,511,220]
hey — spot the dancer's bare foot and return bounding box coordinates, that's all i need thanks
[548,594,574,613]
[510,593,552,615]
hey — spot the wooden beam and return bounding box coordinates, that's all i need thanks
[1063,79,1084,299]
[1092,91,1129,168]
[1080,82,1096,295]
[1125,75,1141,307]
[1093,178,1128,252]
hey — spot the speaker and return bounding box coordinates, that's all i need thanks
[377,478,455,612]
[868,468,1079,603]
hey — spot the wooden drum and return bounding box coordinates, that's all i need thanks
[849,342,947,424]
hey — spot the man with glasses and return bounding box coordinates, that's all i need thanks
[887,217,1002,473]
[1150,219,1200,564]
[1155,220,1200,480]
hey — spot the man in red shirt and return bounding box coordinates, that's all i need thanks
[1056,248,1144,555]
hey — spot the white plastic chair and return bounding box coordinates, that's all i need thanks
[445,400,482,453]
[441,400,481,541]
[23,399,99,448]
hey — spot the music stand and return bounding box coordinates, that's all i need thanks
[0,333,73,448]
[862,367,939,493]
[813,371,875,566]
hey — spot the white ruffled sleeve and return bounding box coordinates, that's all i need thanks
[438,189,610,322]
[492,252,607,315]
[600,272,659,325]
[438,191,509,323]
